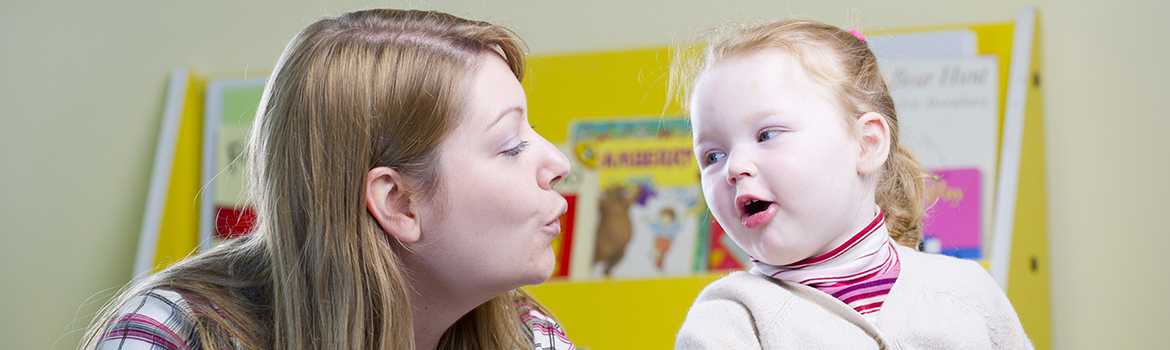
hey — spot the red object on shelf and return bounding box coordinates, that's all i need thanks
[554,195,577,277]
[708,215,745,271]
[215,206,257,239]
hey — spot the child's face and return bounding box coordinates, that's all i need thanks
[690,51,876,266]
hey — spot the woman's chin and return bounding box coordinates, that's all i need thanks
[526,249,559,285]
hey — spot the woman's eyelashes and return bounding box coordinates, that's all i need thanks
[503,140,530,156]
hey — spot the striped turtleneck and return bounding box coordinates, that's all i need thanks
[751,210,901,321]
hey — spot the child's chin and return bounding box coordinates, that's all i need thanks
[754,250,807,267]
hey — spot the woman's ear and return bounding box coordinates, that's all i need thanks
[366,167,421,243]
[856,112,891,176]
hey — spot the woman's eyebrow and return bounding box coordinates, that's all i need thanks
[486,106,525,131]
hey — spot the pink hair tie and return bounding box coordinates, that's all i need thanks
[847,29,866,42]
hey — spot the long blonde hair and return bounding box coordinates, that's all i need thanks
[671,19,931,247]
[83,9,545,350]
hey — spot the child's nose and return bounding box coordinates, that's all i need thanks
[725,152,756,186]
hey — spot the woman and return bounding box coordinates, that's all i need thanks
[82,9,573,350]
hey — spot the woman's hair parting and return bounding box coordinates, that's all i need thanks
[672,19,932,248]
[82,9,538,350]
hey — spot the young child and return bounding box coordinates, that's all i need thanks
[674,19,1032,349]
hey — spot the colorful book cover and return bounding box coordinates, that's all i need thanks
[881,56,1000,260]
[922,167,983,259]
[561,117,705,279]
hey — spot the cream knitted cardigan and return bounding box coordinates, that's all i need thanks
[676,245,1032,349]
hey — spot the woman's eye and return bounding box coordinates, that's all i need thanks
[704,151,726,166]
[503,140,530,156]
[758,130,781,142]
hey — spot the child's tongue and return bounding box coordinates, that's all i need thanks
[741,202,777,229]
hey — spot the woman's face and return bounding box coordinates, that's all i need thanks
[410,52,570,299]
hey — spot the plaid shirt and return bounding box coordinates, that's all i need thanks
[520,303,575,350]
[98,289,574,350]
[97,290,205,350]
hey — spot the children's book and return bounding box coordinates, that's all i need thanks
[880,56,1000,260]
[558,117,705,279]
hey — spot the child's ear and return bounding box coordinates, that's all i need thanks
[856,112,891,176]
[366,167,421,243]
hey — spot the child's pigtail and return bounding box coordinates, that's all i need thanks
[844,25,933,248]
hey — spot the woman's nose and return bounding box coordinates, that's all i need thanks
[540,138,571,190]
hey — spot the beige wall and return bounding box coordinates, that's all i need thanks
[2,1,1166,348]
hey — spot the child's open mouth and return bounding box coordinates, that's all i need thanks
[738,198,777,229]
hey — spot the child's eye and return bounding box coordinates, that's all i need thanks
[503,140,530,156]
[758,130,781,142]
[703,151,726,166]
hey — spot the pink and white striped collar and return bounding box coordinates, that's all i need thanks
[751,210,901,319]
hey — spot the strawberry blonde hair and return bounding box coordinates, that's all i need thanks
[672,19,931,247]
